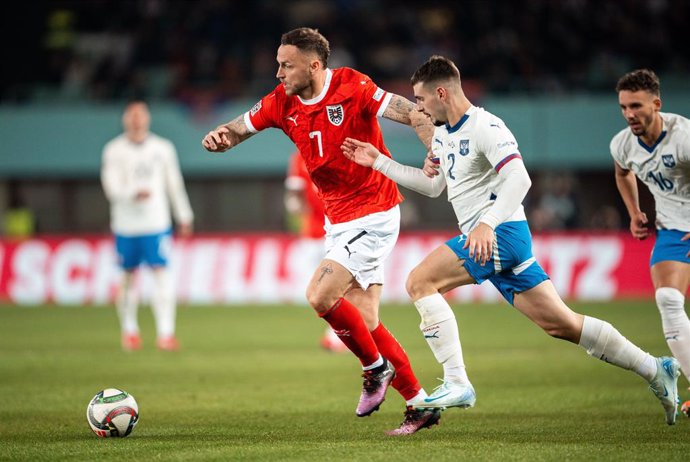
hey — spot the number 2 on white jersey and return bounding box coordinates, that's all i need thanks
[309,131,324,157]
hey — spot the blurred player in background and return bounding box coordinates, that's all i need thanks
[203,27,439,435]
[101,100,194,352]
[342,55,681,425]
[611,69,690,395]
[284,150,347,353]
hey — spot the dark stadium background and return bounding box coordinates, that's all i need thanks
[1,0,689,235]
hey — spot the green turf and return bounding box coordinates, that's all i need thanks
[0,300,688,461]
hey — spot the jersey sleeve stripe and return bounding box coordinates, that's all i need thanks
[243,112,258,133]
[495,153,522,172]
[376,92,393,118]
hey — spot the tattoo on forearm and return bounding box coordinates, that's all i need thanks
[222,115,252,146]
[384,95,414,123]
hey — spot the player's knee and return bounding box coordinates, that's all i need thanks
[305,286,337,314]
[655,287,685,315]
[405,268,431,300]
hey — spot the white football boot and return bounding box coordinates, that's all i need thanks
[649,356,681,425]
[416,379,476,409]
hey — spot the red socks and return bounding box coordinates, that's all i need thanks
[320,298,380,367]
[371,323,422,401]
[321,299,422,401]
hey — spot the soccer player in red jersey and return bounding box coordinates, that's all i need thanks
[202,27,438,435]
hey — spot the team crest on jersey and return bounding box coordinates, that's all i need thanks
[250,100,262,116]
[662,154,676,168]
[327,105,344,126]
[459,139,470,156]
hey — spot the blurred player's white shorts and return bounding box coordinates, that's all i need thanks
[324,205,400,290]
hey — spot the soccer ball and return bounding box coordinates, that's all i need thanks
[86,388,139,437]
[681,400,690,418]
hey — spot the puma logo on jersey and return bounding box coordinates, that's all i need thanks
[285,115,299,126]
[345,245,356,258]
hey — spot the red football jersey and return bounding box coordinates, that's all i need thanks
[244,67,403,224]
[286,151,325,239]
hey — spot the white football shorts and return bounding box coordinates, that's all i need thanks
[323,205,400,290]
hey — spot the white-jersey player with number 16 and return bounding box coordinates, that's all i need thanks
[342,55,681,425]
[611,68,690,400]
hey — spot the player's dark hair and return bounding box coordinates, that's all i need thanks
[411,55,461,86]
[125,98,147,109]
[615,69,660,96]
[281,27,330,67]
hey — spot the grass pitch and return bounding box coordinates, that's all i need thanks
[1,300,688,461]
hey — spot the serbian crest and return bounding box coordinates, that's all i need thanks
[662,154,676,168]
[326,105,344,126]
[459,139,470,156]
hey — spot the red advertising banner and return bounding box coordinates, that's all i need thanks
[0,232,654,306]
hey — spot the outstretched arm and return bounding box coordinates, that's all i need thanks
[382,94,434,150]
[201,114,255,152]
[341,138,445,197]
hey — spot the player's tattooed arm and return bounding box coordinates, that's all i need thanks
[382,94,434,150]
[201,114,255,152]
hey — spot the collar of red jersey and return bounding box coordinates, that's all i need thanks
[298,68,333,106]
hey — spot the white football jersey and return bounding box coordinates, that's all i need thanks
[610,112,690,231]
[432,106,526,234]
[101,133,193,236]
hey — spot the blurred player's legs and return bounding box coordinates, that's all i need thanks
[117,271,141,351]
[151,267,179,351]
[320,326,348,352]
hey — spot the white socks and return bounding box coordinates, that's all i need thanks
[116,272,139,334]
[656,287,690,382]
[406,389,429,407]
[579,315,657,382]
[152,268,176,338]
[414,293,469,384]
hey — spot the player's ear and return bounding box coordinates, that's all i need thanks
[653,97,662,111]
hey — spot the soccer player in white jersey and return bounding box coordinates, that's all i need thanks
[611,69,690,395]
[101,100,194,352]
[342,55,682,425]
